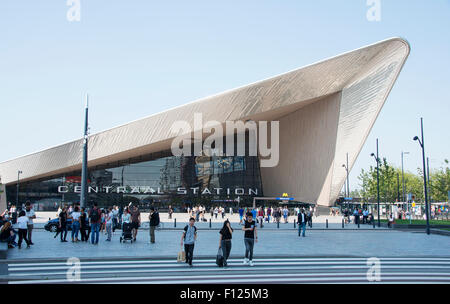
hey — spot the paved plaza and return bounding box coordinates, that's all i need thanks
[6,228,450,261]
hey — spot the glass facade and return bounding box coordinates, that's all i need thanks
[6,154,263,211]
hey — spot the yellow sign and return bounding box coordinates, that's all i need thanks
[412,202,416,207]
[282,193,288,197]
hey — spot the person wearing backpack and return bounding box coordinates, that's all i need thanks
[149,207,160,244]
[89,204,101,245]
[181,217,197,267]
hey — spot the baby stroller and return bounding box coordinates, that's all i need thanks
[120,222,133,243]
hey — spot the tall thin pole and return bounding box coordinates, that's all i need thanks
[16,170,22,207]
[346,153,350,197]
[401,152,405,202]
[397,172,400,202]
[376,139,380,227]
[427,157,431,204]
[80,94,89,208]
[420,118,430,235]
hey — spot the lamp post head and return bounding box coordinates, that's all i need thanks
[370,153,375,157]
[413,136,419,141]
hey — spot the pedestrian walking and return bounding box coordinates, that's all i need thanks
[130,205,141,242]
[149,207,160,244]
[219,219,233,267]
[242,212,257,266]
[89,204,102,245]
[24,202,36,245]
[257,207,264,227]
[79,207,89,242]
[168,205,173,219]
[100,209,106,234]
[306,209,312,227]
[214,207,219,219]
[105,207,113,241]
[55,206,68,242]
[17,210,31,249]
[297,208,307,237]
[70,206,81,242]
[238,207,244,224]
[181,217,197,267]
[112,206,119,234]
[283,206,289,223]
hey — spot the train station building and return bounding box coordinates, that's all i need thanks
[0,38,409,211]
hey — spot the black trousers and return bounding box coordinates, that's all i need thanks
[221,240,232,263]
[184,243,195,265]
[18,228,30,247]
[60,224,68,241]
[80,226,88,242]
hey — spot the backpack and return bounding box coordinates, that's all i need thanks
[90,209,100,222]
[154,212,160,226]
[183,225,197,239]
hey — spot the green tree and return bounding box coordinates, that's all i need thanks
[429,159,450,202]
[357,158,427,203]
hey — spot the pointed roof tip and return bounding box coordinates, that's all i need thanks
[85,93,89,108]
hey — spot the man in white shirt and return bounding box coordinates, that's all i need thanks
[25,202,36,245]
[17,210,31,249]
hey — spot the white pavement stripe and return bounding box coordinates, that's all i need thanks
[9,272,450,284]
[9,261,450,272]
[8,257,450,268]
[8,265,450,277]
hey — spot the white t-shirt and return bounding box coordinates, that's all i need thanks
[26,209,35,225]
[17,216,29,229]
[106,212,112,225]
[72,211,81,221]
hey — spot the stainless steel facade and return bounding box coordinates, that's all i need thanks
[0,38,410,208]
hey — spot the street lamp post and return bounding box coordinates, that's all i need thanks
[371,138,381,227]
[401,151,409,213]
[16,170,23,208]
[80,95,89,208]
[413,118,430,235]
[427,157,431,204]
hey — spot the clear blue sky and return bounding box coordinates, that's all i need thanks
[1,0,449,191]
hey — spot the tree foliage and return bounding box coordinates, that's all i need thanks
[356,158,449,203]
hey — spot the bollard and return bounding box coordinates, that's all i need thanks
[209,218,211,229]
[326,219,328,229]
[277,221,280,229]
[358,221,360,229]
[174,218,176,228]
[342,219,344,229]
[294,219,296,229]
[373,219,375,229]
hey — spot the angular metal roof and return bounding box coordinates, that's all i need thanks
[0,37,410,190]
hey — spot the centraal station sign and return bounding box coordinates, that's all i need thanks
[58,186,259,196]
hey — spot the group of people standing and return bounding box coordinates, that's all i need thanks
[54,203,160,244]
[180,212,258,267]
[0,202,36,249]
